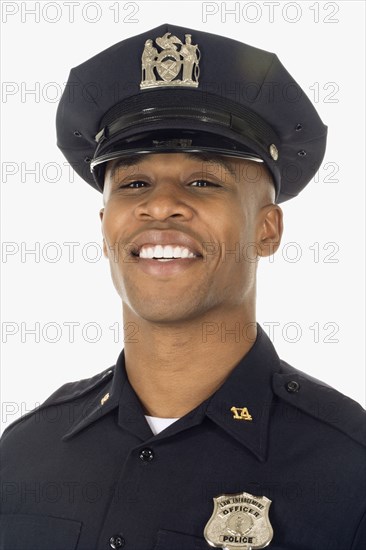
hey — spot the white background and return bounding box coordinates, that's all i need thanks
[1,0,365,435]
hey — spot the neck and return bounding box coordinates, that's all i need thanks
[122,304,257,418]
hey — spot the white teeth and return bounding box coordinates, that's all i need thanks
[164,245,174,258]
[155,245,164,257]
[139,245,197,259]
[139,247,153,259]
[173,246,181,258]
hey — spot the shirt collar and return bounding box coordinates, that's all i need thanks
[62,350,126,440]
[205,324,281,461]
[63,324,281,462]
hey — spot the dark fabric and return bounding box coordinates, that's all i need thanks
[1,325,365,549]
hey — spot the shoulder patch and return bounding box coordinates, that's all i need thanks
[272,361,366,448]
[1,366,115,439]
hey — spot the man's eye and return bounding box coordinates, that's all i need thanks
[119,181,148,189]
[190,180,220,187]
[117,180,220,190]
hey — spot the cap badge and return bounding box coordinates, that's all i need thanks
[140,32,200,89]
[204,492,273,549]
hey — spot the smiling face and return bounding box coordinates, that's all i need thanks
[99,152,282,324]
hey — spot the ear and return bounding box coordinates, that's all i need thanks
[99,208,108,258]
[257,204,283,258]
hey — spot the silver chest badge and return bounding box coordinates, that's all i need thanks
[204,492,273,550]
[140,32,200,89]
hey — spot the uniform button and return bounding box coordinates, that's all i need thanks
[286,380,300,393]
[139,448,154,462]
[109,534,125,549]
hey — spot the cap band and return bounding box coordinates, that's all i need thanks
[93,90,280,162]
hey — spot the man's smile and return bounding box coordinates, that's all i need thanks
[125,229,204,275]
[130,247,203,277]
[136,244,199,260]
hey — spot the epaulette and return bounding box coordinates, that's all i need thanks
[272,360,366,448]
[1,365,115,439]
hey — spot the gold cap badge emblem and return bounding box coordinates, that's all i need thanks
[140,32,200,89]
[204,492,273,549]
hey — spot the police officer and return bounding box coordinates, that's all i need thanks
[1,23,365,550]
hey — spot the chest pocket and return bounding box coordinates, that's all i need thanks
[153,529,212,550]
[0,513,82,550]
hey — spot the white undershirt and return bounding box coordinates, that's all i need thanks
[145,415,180,435]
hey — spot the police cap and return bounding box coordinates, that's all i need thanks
[56,23,328,203]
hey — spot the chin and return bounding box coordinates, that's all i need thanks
[126,296,208,325]
[134,308,195,325]
[119,279,220,324]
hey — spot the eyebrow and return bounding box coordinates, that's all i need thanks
[108,154,145,181]
[107,152,238,183]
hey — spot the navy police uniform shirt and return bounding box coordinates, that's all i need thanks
[1,324,365,550]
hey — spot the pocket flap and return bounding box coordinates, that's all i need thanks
[0,513,82,550]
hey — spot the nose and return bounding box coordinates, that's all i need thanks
[133,182,194,222]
